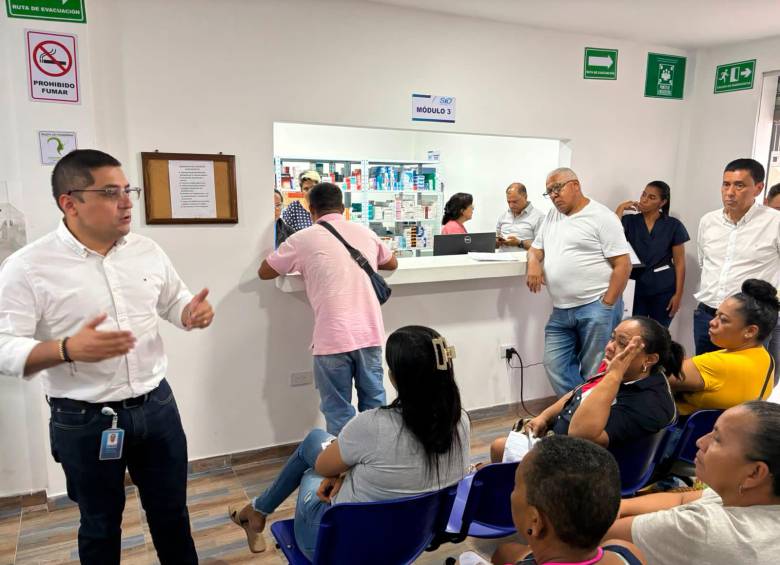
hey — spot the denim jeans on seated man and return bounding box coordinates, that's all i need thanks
[253,428,333,560]
[313,346,386,435]
[543,297,624,397]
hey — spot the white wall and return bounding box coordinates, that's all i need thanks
[0,14,34,498]
[1,0,699,497]
[411,132,561,232]
[274,122,415,162]
[0,11,100,497]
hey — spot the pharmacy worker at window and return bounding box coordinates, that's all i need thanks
[615,181,689,327]
[496,182,544,251]
[441,192,474,235]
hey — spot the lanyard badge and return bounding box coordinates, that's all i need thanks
[99,407,125,461]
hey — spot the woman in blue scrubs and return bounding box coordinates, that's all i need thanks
[615,181,689,327]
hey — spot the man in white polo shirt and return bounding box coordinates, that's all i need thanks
[527,167,632,397]
[694,158,780,355]
[496,182,544,251]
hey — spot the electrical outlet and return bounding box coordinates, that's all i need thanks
[499,343,514,360]
[290,371,313,387]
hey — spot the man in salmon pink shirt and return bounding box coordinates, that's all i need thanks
[259,183,397,434]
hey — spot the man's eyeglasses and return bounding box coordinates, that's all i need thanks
[542,179,575,198]
[67,187,142,201]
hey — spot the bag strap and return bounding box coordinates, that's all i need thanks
[758,355,775,400]
[318,221,378,278]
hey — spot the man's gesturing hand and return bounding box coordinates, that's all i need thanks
[66,313,136,362]
[182,288,214,330]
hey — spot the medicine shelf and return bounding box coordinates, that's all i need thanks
[274,155,444,256]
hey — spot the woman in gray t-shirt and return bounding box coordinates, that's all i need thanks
[605,401,780,564]
[228,325,470,559]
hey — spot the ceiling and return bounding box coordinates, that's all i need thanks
[361,0,780,49]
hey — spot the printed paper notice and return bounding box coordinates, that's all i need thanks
[168,160,216,219]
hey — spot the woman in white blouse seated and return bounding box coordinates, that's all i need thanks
[605,401,780,564]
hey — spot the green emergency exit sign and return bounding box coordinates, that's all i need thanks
[583,48,618,80]
[714,60,756,93]
[6,0,86,23]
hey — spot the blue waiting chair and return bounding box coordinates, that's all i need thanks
[445,461,519,541]
[270,485,457,565]
[672,409,722,464]
[609,424,676,497]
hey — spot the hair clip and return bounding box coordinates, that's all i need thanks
[432,337,456,370]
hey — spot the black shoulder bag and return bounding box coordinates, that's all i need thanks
[318,221,392,305]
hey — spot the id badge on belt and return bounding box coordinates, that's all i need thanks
[99,407,125,461]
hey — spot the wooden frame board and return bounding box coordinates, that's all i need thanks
[141,152,238,224]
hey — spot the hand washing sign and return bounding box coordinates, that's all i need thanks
[26,30,80,104]
[644,53,686,100]
[412,94,456,123]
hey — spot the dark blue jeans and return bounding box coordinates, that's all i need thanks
[693,304,719,355]
[769,318,780,386]
[48,379,197,565]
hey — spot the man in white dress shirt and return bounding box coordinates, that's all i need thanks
[0,150,214,564]
[694,158,780,354]
[496,182,544,251]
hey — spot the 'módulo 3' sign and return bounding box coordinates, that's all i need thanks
[412,94,455,123]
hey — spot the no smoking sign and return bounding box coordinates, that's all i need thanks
[26,30,80,103]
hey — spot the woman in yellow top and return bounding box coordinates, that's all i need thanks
[672,279,778,415]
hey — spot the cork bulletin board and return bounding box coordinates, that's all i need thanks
[141,152,238,224]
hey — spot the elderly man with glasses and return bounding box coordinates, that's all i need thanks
[527,167,632,397]
[0,149,213,564]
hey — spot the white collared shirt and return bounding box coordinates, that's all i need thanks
[0,222,193,401]
[695,203,780,308]
[496,203,544,251]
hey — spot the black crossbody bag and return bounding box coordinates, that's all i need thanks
[758,356,775,400]
[318,221,392,305]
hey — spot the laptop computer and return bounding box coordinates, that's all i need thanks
[433,232,496,256]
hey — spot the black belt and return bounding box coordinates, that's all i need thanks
[698,303,717,317]
[48,388,155,410]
